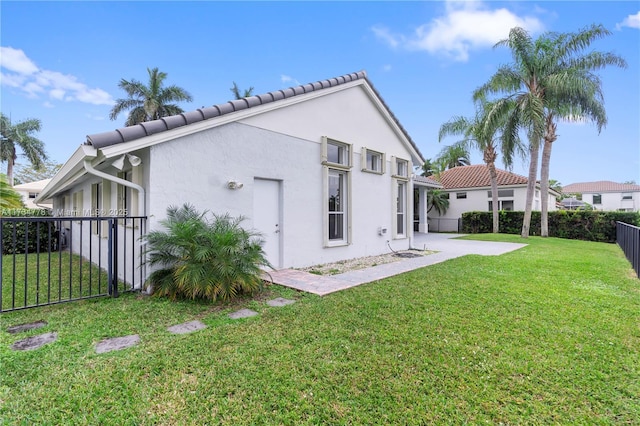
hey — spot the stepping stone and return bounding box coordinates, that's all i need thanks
[7,320,47,334]
[95,335,140,354]
[229,309,258,319]
[167,320,206,335]
[11,332,57,351]
[266,297,296,307]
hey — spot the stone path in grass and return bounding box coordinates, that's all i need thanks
[6,298,297,354]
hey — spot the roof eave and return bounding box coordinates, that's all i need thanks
[35,145,98,203]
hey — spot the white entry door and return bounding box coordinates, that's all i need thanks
[253,178,282,269]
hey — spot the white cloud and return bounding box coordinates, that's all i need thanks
[0,46,114,105]
[382,64,392,72]
[616,11,640,30]
[372,0,544,62]
[43,101,54,108]
[280,74,300,86]
[0,46,38,74]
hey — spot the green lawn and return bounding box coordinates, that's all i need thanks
[1,252,113,312]
[1,235,638,424]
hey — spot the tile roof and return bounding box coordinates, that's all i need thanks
[435,164,528,189]
[413,175,442,187]
[86,70,423,161]
[562,181,640,194]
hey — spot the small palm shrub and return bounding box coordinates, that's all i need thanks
[144,204,271,301]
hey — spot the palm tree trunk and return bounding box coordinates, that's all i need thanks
[7,155,15,187]
[521,141,540,238]
[540,116,557,238]
[487,162,500,233]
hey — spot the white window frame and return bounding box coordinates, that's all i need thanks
[592,193,602,205]
[321,137,352,170]
[622,193,633,200]
[456,192,467,199]
[394,180,408,238]
[361,148,385,174]
[391,156,410,179]
[489,200,515,211]
[322,137,352,247]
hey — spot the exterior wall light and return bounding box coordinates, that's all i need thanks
[227,180,244,190]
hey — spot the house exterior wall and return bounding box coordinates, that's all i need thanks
[149,118,413,269]
[582,191,640,212]
[428,185,557,231]
[50,150,150,288]
[46,83,420,273]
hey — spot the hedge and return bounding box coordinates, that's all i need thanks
[1,208,57,255]
[461,210,640,243]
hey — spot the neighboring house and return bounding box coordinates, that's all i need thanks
[36,71,427,278]
[561,181,640,212]
[427,164,559,232]
[12,178,52,209]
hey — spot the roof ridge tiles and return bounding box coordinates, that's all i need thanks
[86,69,422,158]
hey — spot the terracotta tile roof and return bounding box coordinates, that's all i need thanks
[85,70,423,162]
[435,164,528,189]
[562,181,640,193]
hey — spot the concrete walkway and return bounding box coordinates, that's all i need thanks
[269,233,527,296]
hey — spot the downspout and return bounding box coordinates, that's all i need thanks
[83,159,145,217]
[83,158,147,291]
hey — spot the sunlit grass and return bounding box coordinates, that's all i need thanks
[1,252,115,312]
[1,235,638,424]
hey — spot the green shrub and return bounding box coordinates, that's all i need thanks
[462,210,639,242]
[144,204,271,301]
[1,208,55,255]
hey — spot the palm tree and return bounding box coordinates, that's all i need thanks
[109,67,193,126]
[0,174,24,209]
[474,25,626,238]
[0,113,47,187]
[230,82,254,99]
[439,100,523,233]
[434,143,471,171]
[427,189,450,215]
[419,158,441,177]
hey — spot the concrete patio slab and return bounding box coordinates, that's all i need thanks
[95,335,140,354]
[167,320,207,334]
[269,233,526,296]
[229,309,258,319]
[11,332,57,351]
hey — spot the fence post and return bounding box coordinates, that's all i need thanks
[107,218,119,297]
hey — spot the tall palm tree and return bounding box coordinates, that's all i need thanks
[0,113,47,187]
[230,82,254,99]
[109,67,193,126]
[0,174,24,209]
[474,25,626,238]
[439,100,523,233]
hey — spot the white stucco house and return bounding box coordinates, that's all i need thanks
[36,71,431,280]
[426,164,559,232]
[13,178,52,209]
[562,181,640,212]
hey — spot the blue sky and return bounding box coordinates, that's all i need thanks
[1,1,639,186]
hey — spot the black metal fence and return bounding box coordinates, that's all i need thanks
[1,216,146,313]
[616,221,640,279]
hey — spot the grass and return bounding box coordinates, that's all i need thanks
[1,235,639,424]
[1,252,115,312]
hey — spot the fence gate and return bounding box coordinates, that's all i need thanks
[1,216,146,313]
